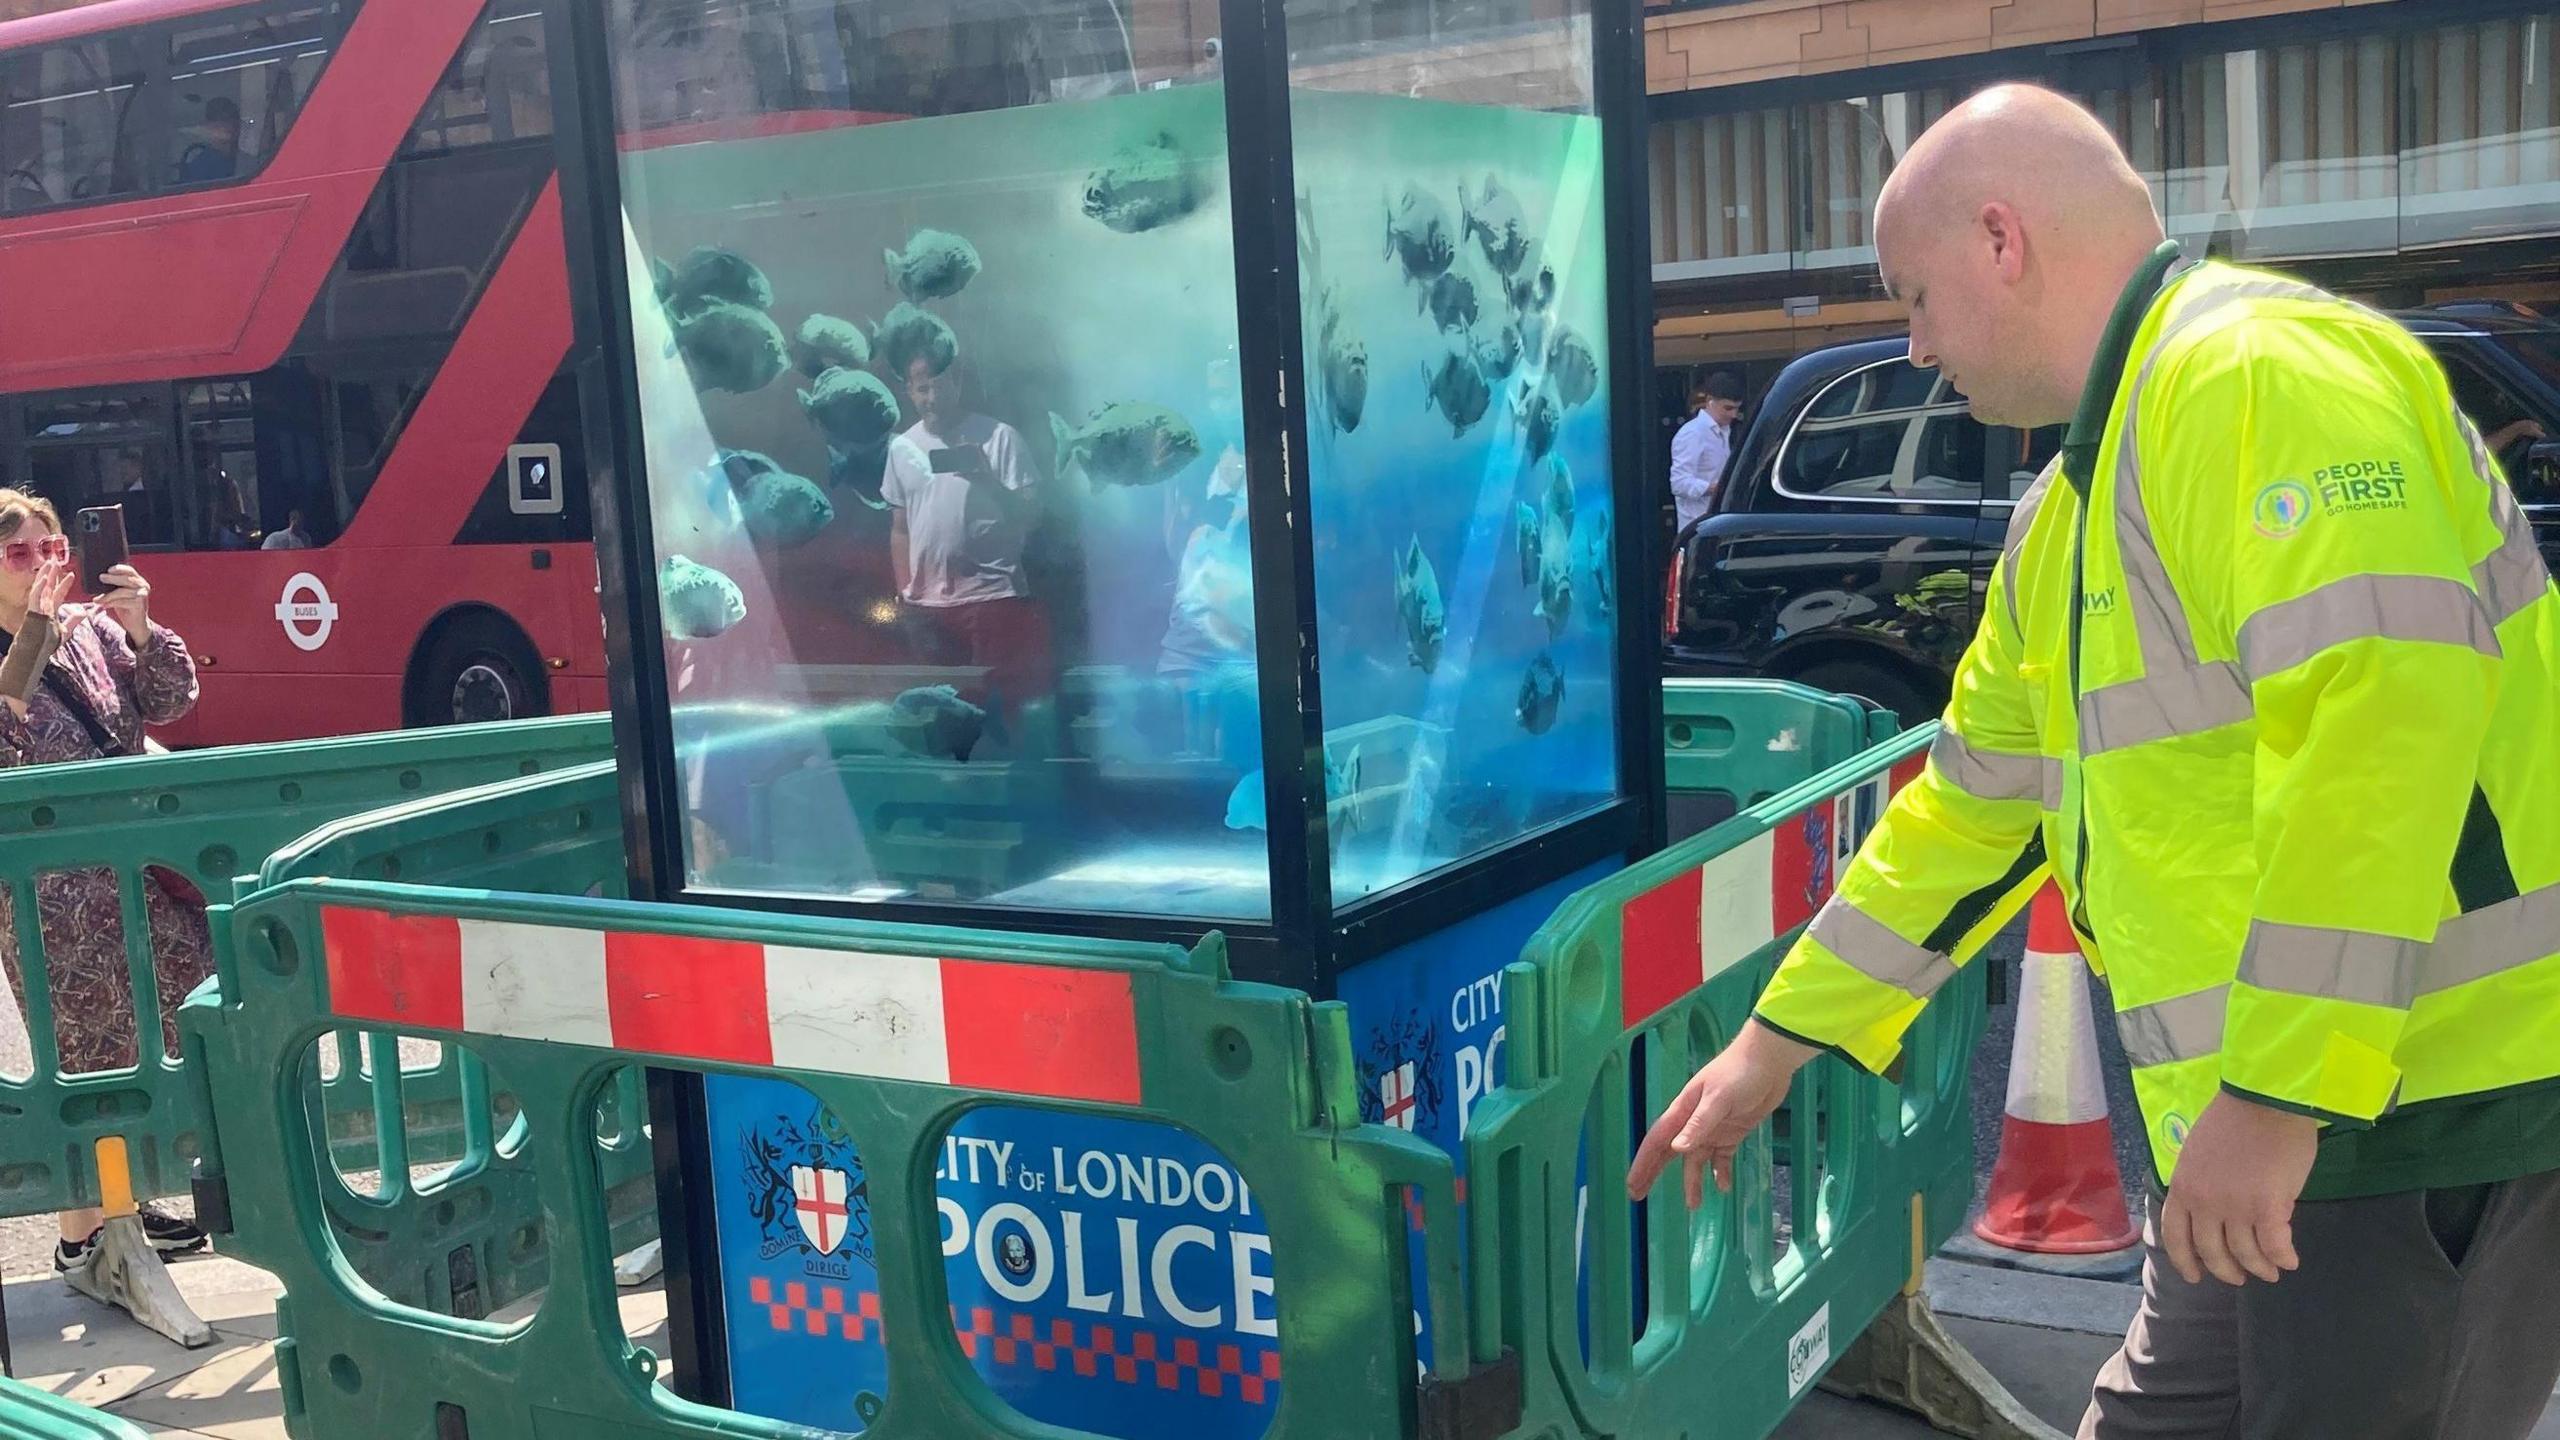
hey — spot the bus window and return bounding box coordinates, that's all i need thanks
[178,380,267,547]
[165,3,340,189]
[2,38,147,213]
[23,389,171,536]
[407,2,553,156]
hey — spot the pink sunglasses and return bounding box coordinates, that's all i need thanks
[0,534,69,573]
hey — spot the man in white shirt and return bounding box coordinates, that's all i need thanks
[1668,371,1743,533]
[881,357,1050,718]
[259,510,311,551]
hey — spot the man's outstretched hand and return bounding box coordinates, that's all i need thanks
[1628,1020,1817,1209]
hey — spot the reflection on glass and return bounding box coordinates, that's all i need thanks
[608,0,1267,920]
[1286,0,1621,904]
[1791,88,1957,268]
[2401,15,2560,249]
[2169,39,2399,260]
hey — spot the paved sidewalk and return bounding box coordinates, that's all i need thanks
[3,1256,668,1439]
[9,1254,2560,1438]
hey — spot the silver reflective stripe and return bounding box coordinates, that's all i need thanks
[2236,574,2500,680]
[2476,477,2553,630]
[2115,984,2229,1070]
[1929,728,2061,808]
[2079,661,2251,754]
[1806,896,1958,1000]
[2424,880,2560,997]
[2002,457,2061,628]
[2095,274,2360,745]
[2453,409,2554,628]
[2238,920,2425,1010]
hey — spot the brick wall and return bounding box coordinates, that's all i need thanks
[1645,0,2399,92]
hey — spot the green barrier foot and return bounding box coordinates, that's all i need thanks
[614,1240,664,1289]
[63,1217,213,1351]
[1820,1293,2068,1440]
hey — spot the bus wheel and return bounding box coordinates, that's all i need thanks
[410,616,549,728]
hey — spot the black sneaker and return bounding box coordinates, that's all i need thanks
[53,1229,99,1273]
[140,1206,210,1257]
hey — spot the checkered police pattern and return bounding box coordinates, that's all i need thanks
[745,1279,1283,1405]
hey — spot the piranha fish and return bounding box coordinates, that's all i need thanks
[1505,243,1557,320]
[1514,381,1561,465]
[666,246,773,316]
[1224,745,1363,837]
[884,228,981,302]
[1049,403,1203,487]
[800,367,903,451]
[675,301,789,394]
[871,302,959,381]
[826,441,892,512]
[1461,174,1532,276]
[1319,307,1368,435]
[1475,323,1525,385]
[1580,508,1615,619]
[1424,269,1479,333]
[660,555,746,640]
[712,450,834,549]
[1516,653,1565,735]
[1297,190,1367,437]
[1535,459,1575,638]
[794,313,871,378]
[1545,324,1599,410]
[1396,536,1447,673]
[832,685,988,763]
[1516,501,1540,586]
[1421,345,1492,437]
[1084,133,1200,234]
[1383,183,1457,287]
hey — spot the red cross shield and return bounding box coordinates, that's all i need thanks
[1380,1061,1419,1131]
[791,1165,852,1255]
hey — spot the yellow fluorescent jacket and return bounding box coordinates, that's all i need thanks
[1753,258,2560,1181]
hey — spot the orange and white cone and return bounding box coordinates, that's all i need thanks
[1972,884,2140,1255]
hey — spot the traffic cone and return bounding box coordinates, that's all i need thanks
[1972,884,2140,1256]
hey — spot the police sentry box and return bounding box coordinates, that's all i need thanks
[559,0,1656,1432]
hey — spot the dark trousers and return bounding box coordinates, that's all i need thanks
[2080,1171,2560,1439]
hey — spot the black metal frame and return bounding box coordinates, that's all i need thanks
[553,0,1660,1404]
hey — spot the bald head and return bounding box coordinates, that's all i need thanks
[1874,84,2167,427]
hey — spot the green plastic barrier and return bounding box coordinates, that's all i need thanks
[0,715,611,1225]
[0,1379,151,1439]
[246,760,647,1321]
[184,879,1479,1440]
[1468,721,1987,1440]
[1661,678,1904,841]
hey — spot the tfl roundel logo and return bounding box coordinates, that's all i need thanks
[2253,480,2313,538]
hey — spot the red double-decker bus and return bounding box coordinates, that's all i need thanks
[0,0,597,746]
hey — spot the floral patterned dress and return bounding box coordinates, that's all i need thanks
[0,606,208,1073]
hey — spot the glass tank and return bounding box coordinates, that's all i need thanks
[1284,0,1621,906]
[608,0,1269,919]
[597,0,1633,932]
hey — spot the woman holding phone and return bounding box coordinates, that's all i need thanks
[0,488,213,1270]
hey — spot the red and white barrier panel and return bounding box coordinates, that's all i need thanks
[319,906,1144,1106]
[1619,758,1923,1031]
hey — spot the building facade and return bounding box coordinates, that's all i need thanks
[1646,0,2560,379]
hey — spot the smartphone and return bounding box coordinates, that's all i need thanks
[929,446,988,479]
[76,505,129,594]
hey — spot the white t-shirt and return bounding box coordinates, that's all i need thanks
[1669,410,1733,532]
[881,413,1037,608]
